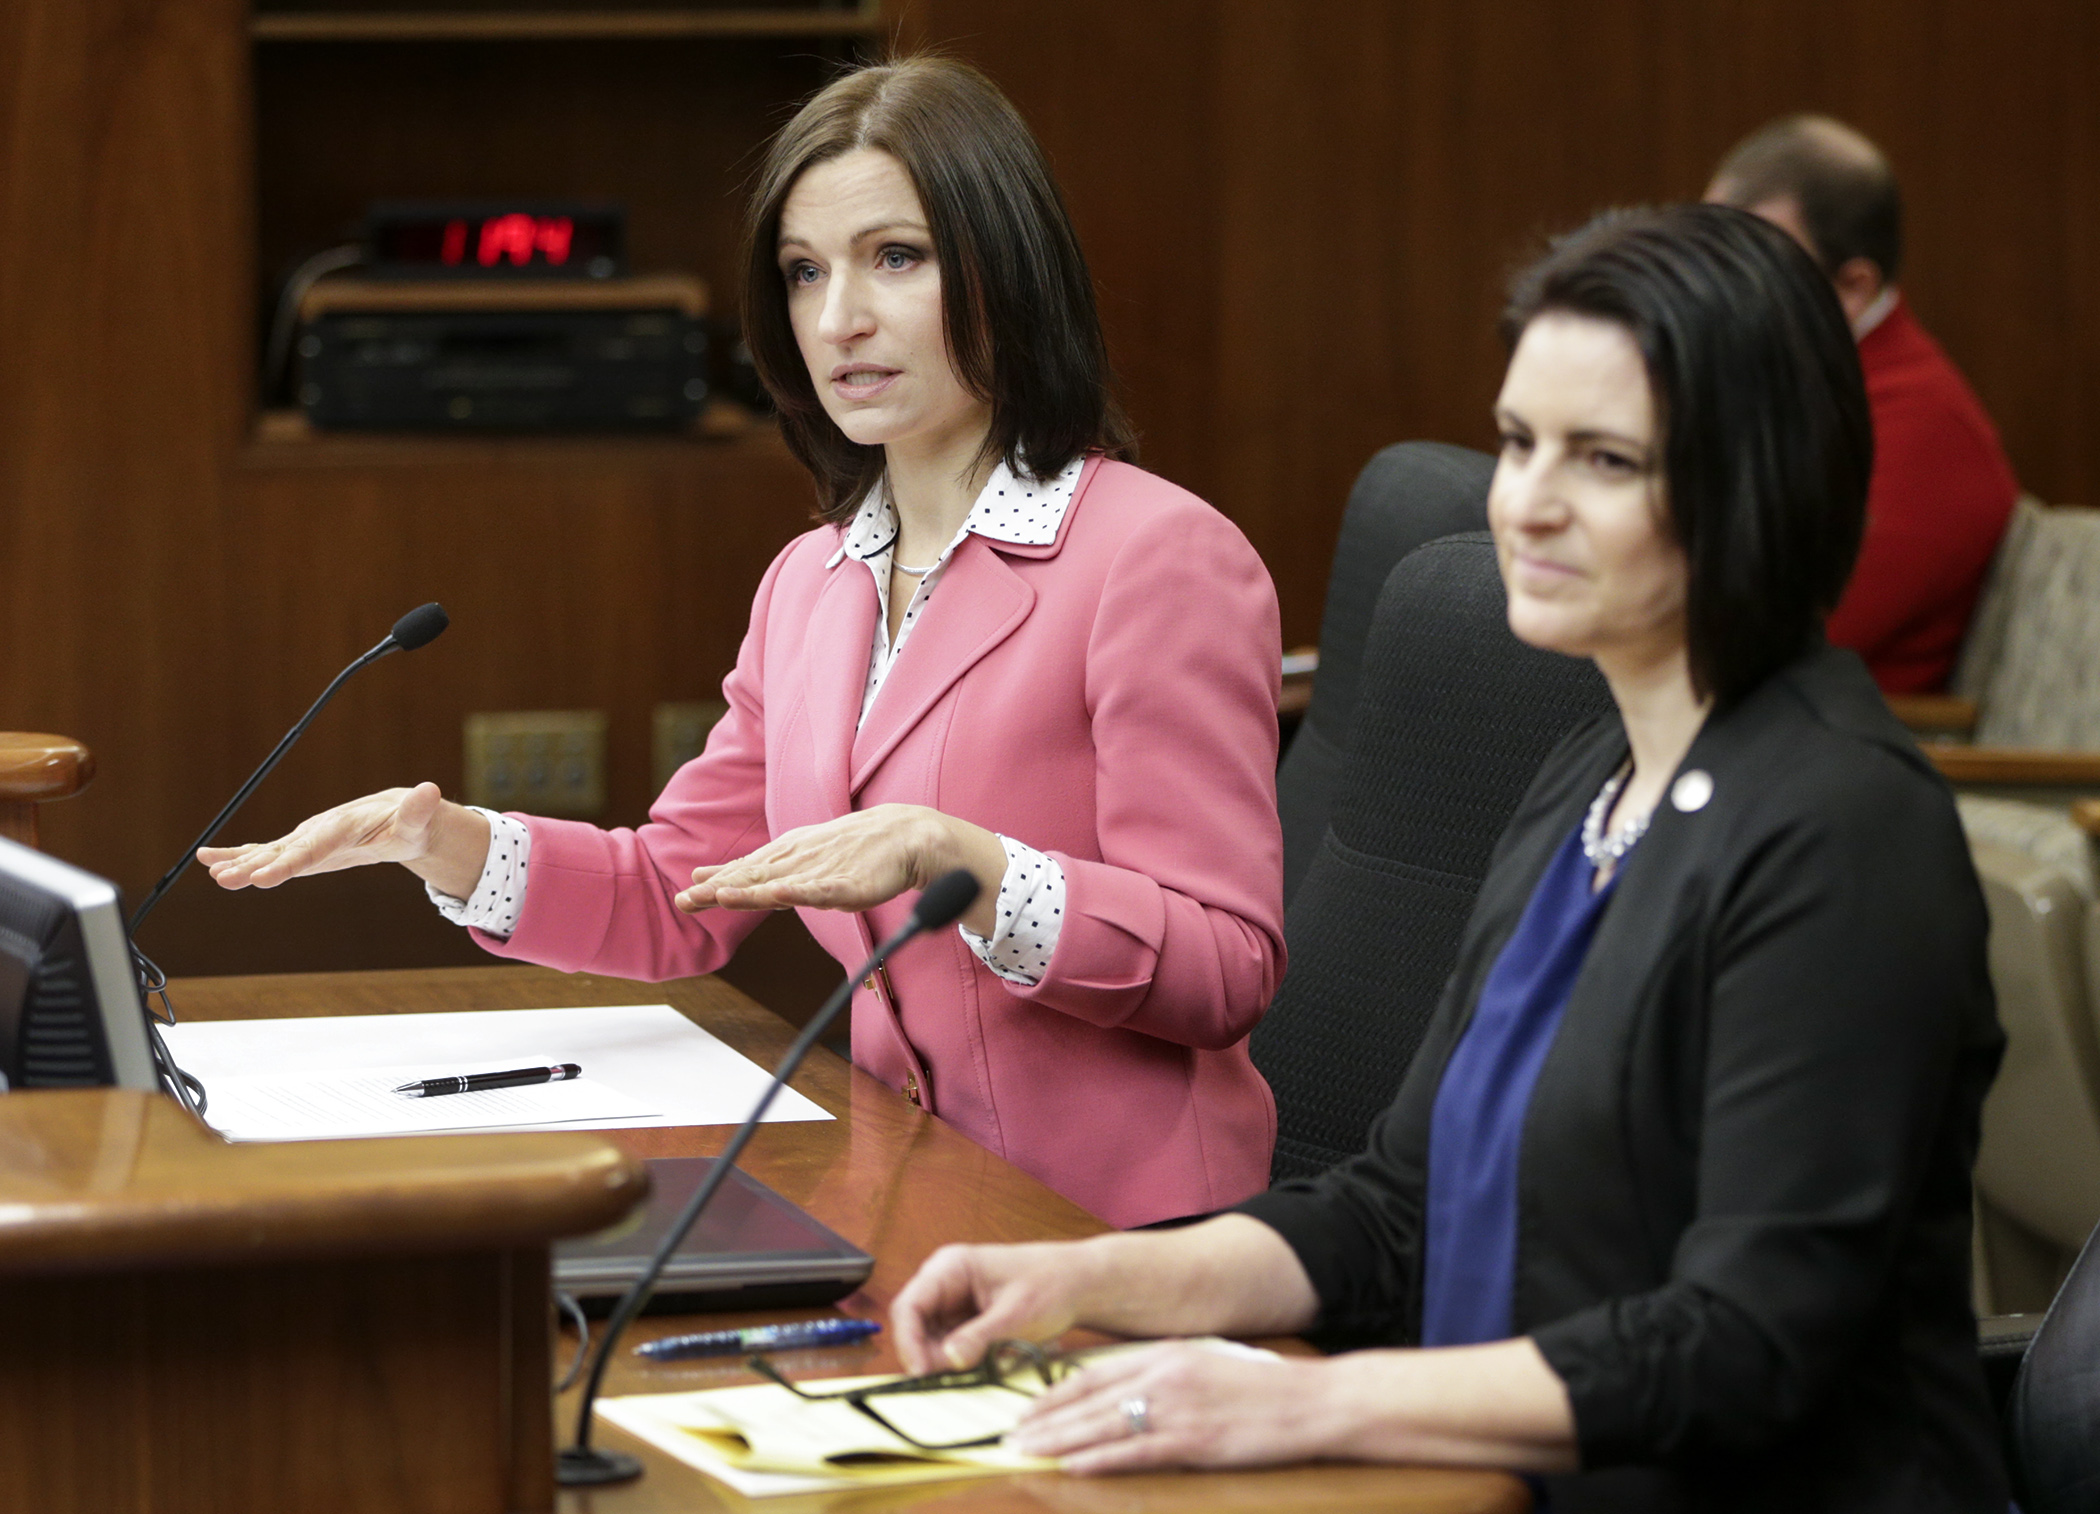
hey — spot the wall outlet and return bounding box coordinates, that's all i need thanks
[464,710,607,817]
[653,700,729,793]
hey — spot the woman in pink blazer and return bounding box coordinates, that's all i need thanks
[201,57,1284,1227]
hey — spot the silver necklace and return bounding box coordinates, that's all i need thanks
[892,558,938,576]
[1581,761,1651,869]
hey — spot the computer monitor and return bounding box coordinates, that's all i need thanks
[0,836,158,1092]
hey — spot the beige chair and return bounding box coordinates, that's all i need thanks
[0,733,95,849]
[1900,499,2100,1310]
[1963,800,2100,1311]
[1891,497,2100,792]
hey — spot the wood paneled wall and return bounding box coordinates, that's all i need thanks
[901,0,2100,644]
[3,0,2096,985]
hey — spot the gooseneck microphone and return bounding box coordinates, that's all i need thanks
[129,603,450,937]
[557,868,983,1488]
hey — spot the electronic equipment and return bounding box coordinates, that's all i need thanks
[364,201,625,281]
[295,272,707,432]
[0,838,158,1093]
[555,1157,872,1317]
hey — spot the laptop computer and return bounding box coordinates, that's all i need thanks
[555,1156,872,1316]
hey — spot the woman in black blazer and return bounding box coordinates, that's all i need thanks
[889,204,2006,1511]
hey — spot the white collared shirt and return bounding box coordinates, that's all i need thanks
[433,454,1082,987]
[1853,284,1899,340]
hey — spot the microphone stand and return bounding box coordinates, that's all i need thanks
[556,870,981,1487]
[123,602,449,1116]
[130,621,432,937]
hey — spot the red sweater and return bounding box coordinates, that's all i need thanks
[1827,298,2018,693]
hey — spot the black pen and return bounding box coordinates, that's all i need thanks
[392,1063,583,1098]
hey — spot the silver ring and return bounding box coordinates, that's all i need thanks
[1119,1395,1151,1437]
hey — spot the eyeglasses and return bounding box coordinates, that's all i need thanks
[747,1338,1075,1452]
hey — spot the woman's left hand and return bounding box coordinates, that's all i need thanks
[677,804,1005,934]
[1008,1343,1341,1474]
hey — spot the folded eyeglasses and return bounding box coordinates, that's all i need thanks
[748,1338,1076,1452]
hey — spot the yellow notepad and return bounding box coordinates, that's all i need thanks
[598,1338,1274,1498]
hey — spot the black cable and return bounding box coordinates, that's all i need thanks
[263,243,364,406]
[556,1292,592,1393]
[132,943,207,1116]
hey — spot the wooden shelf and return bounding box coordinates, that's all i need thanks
[241,399,786,469]
[251,5,885,42]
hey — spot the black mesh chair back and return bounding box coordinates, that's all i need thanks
[1253,533,1614,1183]
[2008,1221,2100,1513]
[1279,442,1494,907]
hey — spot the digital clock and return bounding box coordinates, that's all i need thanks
[364,201,626,280]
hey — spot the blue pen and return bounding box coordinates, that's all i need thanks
[634,1317,882,1361]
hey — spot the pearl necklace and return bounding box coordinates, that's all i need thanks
[1581,762,1652,869]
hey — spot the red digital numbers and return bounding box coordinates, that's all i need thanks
[438,214,575,269]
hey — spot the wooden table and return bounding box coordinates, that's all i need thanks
[173,965,1529,1514]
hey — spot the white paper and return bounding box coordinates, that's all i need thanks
[199,1060,659,1141]
[162,1004,832,1139]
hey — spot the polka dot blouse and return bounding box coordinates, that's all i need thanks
[428,806,530,937]
[432,454,1082,986]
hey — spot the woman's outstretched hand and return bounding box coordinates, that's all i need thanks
[197,782,491,901]
[677,804,1003,935]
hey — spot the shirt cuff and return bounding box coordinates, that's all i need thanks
[959,835,1066,986]
[427,808,532,938]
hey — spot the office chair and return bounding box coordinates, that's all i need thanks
[1252,532,1613,1182]
[1278,442,1494,907]
[2005,1219,2100,1514]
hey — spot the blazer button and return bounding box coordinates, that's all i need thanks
[904,1074,921,1106]
[862,975,876,992]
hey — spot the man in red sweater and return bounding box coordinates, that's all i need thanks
[1708,115,2019,693]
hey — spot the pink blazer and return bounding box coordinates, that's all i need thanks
[475,458,1285,1226]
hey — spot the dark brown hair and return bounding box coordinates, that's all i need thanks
[1710,113,1904,282]
[1502,204,1873,706]
[740,56,1134,522]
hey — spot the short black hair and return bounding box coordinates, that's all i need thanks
[1502,203,1873,706]
[740,56,1134,523]
[1710,114,1903,282]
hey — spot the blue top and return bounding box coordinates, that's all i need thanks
[1420,823,1619,1346]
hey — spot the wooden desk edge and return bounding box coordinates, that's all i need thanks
[0,1087,646,1274]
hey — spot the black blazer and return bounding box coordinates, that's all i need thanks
[1241,645,2006,1512]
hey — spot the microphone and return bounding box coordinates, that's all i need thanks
[557,868,983,1487]
[129,602,450,936]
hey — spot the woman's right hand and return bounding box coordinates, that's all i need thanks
[892,1241,1098,1374]
[892,1217,1322,1375]
[197,782,491,901]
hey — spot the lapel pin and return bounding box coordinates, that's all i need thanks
[1670,769,1714,813]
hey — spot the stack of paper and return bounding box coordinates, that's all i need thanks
[197,1061,657,1142]
[161,1004,833,1140]
[598,1368,1054,1497]
[598,1338,1279,1498]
